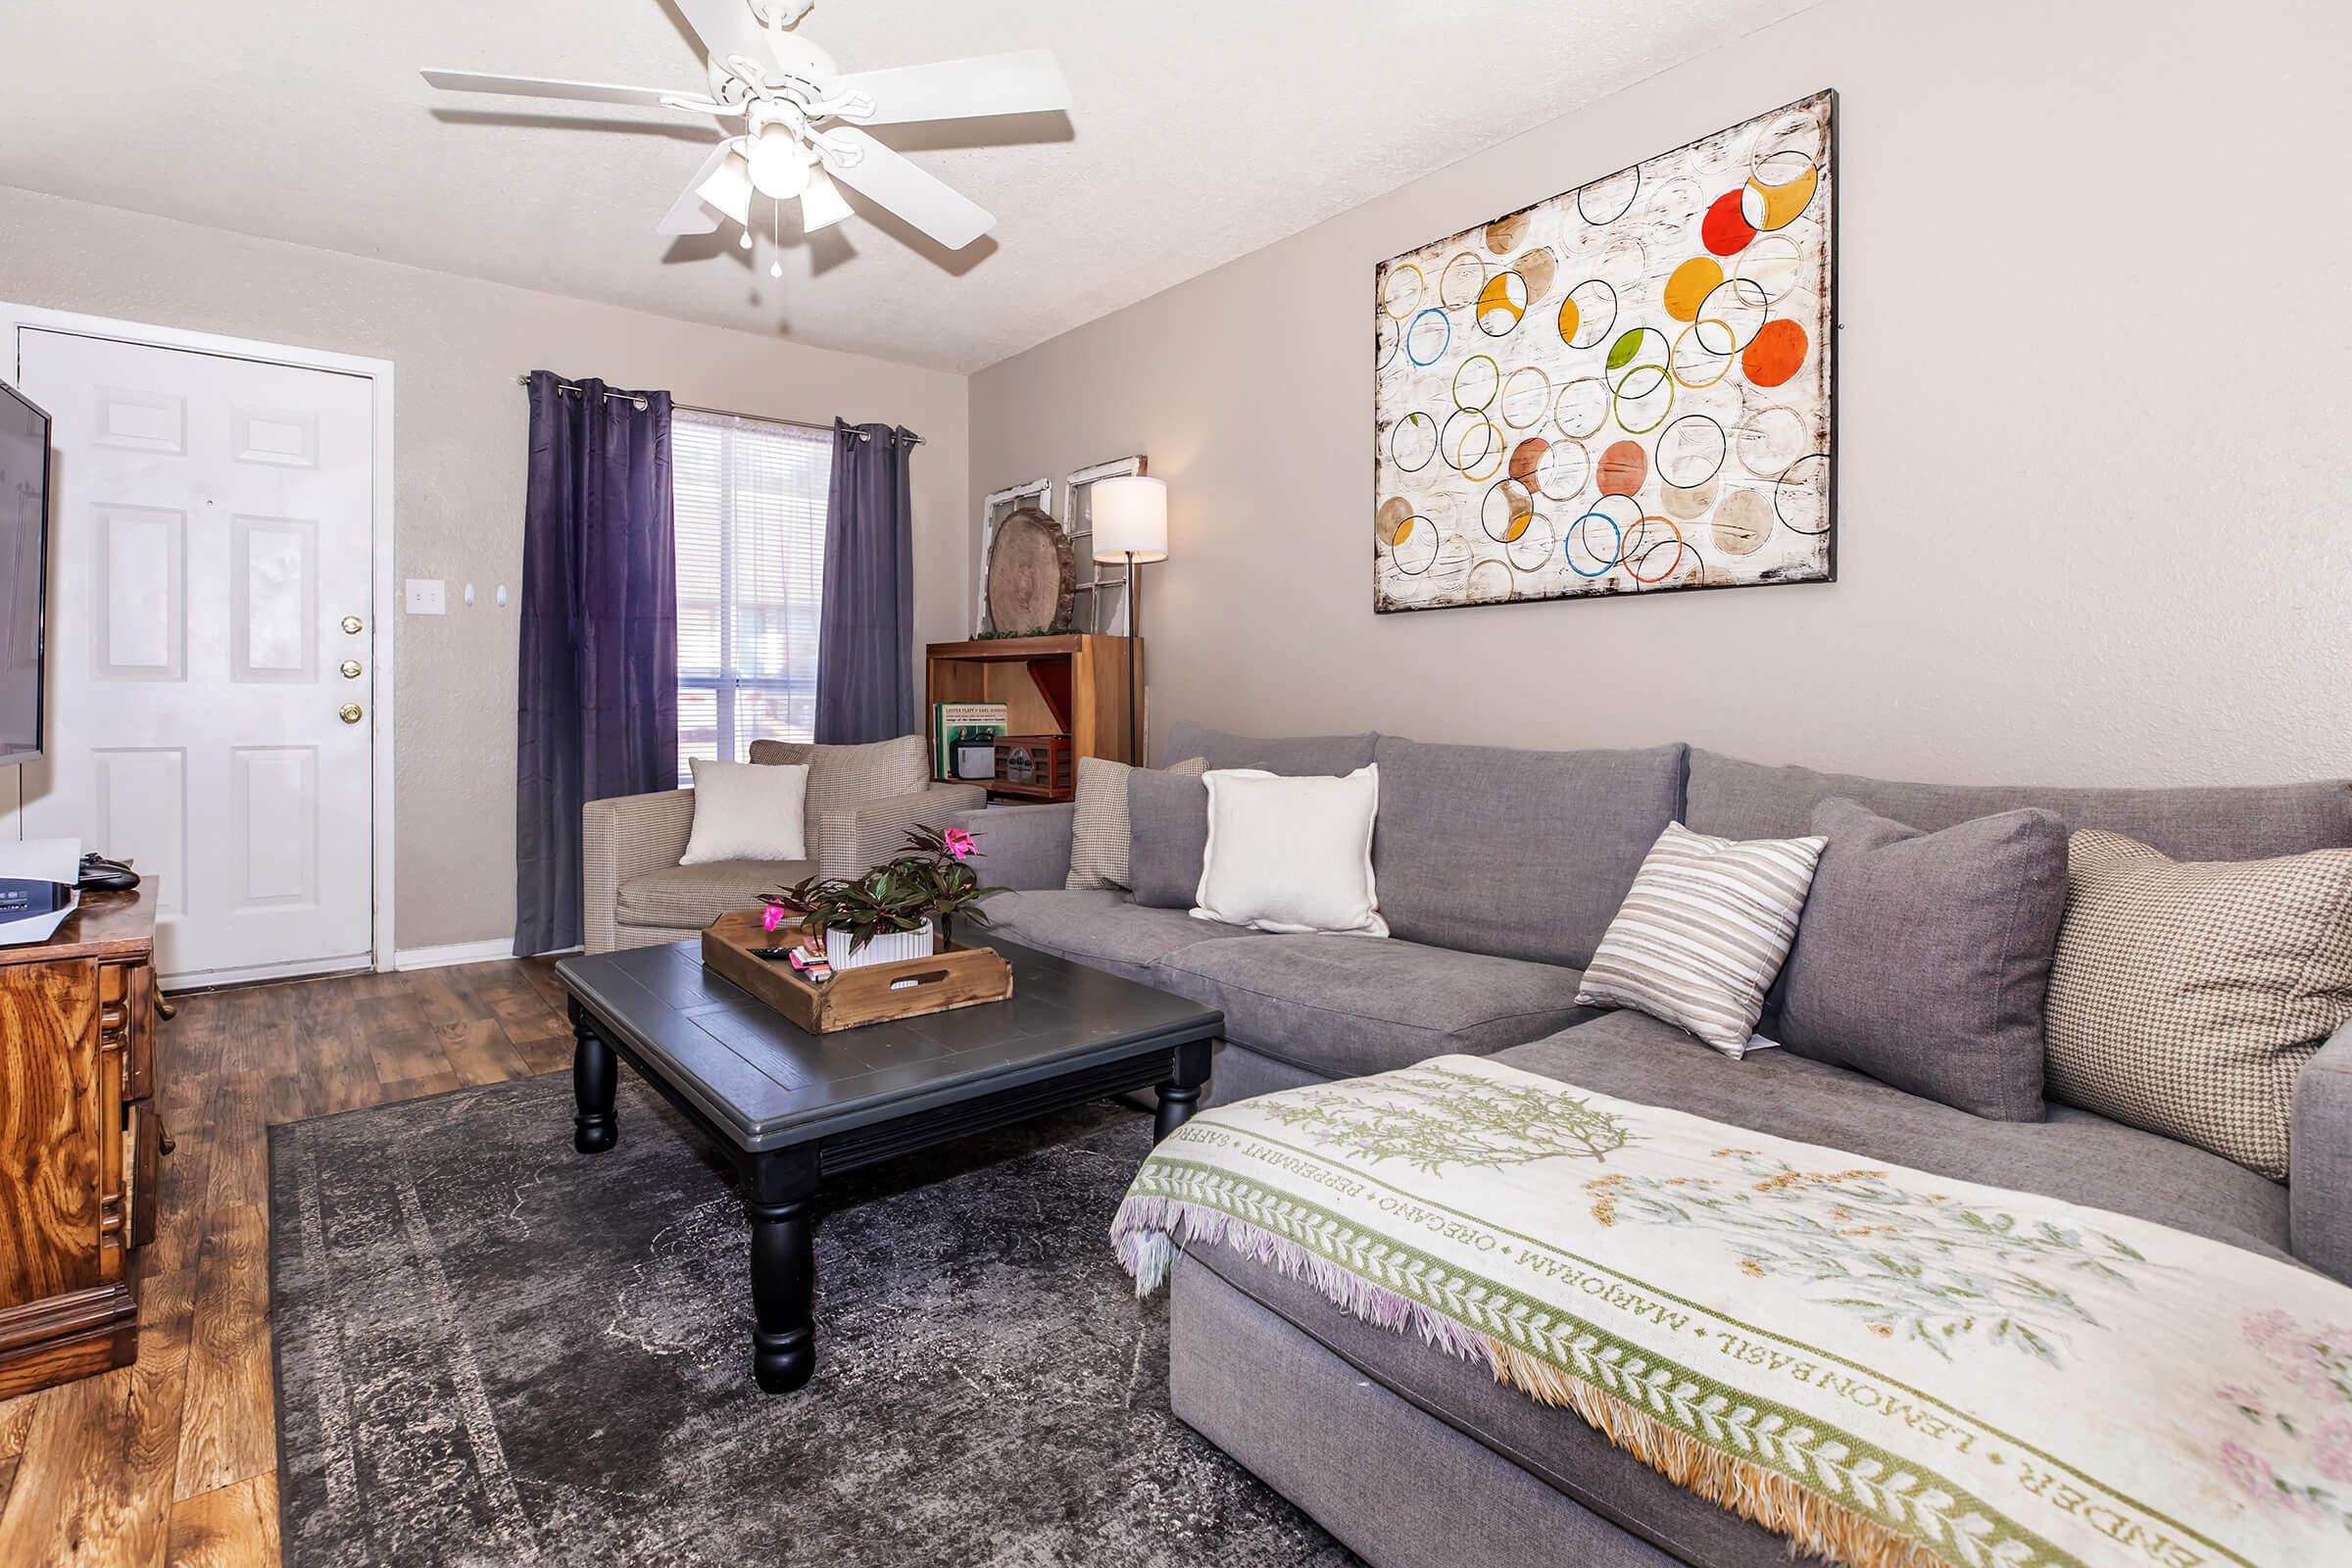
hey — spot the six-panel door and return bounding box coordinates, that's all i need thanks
[16,329,375,982]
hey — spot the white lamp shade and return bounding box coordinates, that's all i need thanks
[1091,475,1168,563]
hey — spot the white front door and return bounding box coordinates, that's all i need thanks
[14,327,377,983]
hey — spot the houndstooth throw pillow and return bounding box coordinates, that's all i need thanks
[1067,756,1207,891]
[2044,830,2352,1180]
[1577,822,1827,1058]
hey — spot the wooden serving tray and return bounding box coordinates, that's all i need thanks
[701,910,1014,1034]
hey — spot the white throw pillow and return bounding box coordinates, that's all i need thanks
[1576,821,1826,1058]
[1192,765,1388,937]
[680,758,809,865]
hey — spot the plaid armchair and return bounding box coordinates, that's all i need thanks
[581,734,986,954]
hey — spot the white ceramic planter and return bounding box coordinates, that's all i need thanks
[823,920,936,970]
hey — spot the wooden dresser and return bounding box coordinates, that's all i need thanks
[0,888,163,1398]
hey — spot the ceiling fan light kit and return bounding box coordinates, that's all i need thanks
[420,0,1069,263]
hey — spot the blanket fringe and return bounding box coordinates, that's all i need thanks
[1112,1197,1950,1568]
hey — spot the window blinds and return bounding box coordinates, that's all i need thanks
[673,409,833,783]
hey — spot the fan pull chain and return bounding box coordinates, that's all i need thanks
[769,203,784,279]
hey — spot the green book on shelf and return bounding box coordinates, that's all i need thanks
[933,703,1009,780]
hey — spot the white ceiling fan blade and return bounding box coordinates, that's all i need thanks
[671,0,773,69]
[823,127,994,249]
[419,70,689,109]
[659,143,740,234]
[829,49,1071,125]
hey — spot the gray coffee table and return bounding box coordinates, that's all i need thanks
[554,933,1220,1393]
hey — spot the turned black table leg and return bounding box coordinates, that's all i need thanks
[1154,1038,1212,1142]
[746,1148,821,1393]
[571,1010,618,1154]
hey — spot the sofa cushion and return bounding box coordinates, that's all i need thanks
[748,734,931,815]
[972,889,1240,985]
[1160,721,1378,777]
[1496,1010,2291,1255]
[1685,748,2352,862]
[1778,799,2068,1121]
[1153,935,1594,1079]
[1127,769,1211,909]
[616,858,813,931]
[1372,738,1688,969]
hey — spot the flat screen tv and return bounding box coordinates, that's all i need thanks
[0,378,51,766]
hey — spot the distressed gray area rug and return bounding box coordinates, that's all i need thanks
[268,1073,1355,1567]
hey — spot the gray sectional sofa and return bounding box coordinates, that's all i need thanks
[956,723,2352,1568]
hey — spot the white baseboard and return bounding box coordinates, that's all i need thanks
[393,939,516,971]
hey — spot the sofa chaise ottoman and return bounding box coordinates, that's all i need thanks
[954,725,2352,1568]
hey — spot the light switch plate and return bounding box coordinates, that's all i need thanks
[405,578,446,615]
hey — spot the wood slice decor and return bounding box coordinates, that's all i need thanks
[702,911,1013,1033]
[982,507,1074,634]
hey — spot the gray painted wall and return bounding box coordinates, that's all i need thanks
[970,0,2352,787]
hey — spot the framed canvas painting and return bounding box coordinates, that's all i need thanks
[1373,90,1836,612]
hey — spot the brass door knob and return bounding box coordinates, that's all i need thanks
[338,704,364,724]
[341,614,364,634]
[340,660,363,679]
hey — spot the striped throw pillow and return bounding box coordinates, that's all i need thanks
[1067,756,1208,891]
[1577,822,1828,1058]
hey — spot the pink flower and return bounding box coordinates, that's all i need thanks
[2314,1419,2352,1485]
[761,905,786,933]
[2216,1384,2266,1418]
[2220,1441,2276,1500]
[2244,1309,2297,1352]
[943,827,976,861]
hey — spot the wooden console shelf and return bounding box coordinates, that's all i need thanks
[925,634,1140,800]
[0,887,164,1398]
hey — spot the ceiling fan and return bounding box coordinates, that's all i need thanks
[420,0,1069,255]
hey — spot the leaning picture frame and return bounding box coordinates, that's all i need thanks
[976,476,1053,634]
[1061,455,1149,634]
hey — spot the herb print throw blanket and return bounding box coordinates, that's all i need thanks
[1110,1055,2352,1568]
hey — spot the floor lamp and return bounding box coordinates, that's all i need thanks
[1090,476,1168,766]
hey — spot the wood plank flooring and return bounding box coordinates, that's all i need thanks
[0,958,572,1568]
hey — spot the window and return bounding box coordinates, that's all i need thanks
[673,409,831,783]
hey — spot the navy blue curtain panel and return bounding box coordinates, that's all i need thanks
[814,418,920,745]
[514,371,677,955]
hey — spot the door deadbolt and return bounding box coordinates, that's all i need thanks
[340,660,363,679]
[341,615,364,634]
[338,704,364,724]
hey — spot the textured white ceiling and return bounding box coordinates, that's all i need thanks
[0,0,1812,371]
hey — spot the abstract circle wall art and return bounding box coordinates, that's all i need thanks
[1373,90,1837,612]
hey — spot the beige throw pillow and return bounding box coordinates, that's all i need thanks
[1577,822,1826,1058]
[682,759,808,865]
[1067,756,1208,891]
[2044,829,2352,1179]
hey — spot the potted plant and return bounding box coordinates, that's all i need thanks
[760,826,1006,970]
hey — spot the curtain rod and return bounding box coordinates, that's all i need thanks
[516,374,923,444]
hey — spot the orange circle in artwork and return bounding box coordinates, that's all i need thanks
[1624,516,1687,582]
[1595,439,1648,497]
[1700,190,1756,257]
[1509,436,1549,488]
[1742,319,1809,387]
[1663,257,1724,322]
